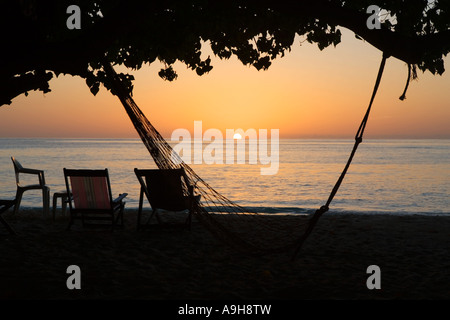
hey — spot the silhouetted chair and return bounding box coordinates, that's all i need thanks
[134,168,200,230]
[63,168,128,230]
[11,157,50,216]
[0,199,17,235]
[52,191,70,221]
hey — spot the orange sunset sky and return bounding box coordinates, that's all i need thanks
[1,29,449,139]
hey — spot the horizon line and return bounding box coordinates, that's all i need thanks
[1,136,450,140]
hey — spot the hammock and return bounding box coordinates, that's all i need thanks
[101,53,388,258]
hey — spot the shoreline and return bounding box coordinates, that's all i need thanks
[6,205,450,216]
[1,208,450,300]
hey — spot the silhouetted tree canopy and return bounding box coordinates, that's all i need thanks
[1,0,449,106]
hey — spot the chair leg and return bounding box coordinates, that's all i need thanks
[111,212,115,231]
[120,202,125,226]
[185,197,198,230]
[114,202,125,228]
[52,193,58,221]
[62,196,68,216]
[0,216,17,235]
[155,210,162,224]
[185,212,192,230]
[137,188,144,230]
[14,190,23,215]
[146,209,159,225]
[66,214,74,230]
[137,208,142,231]
[43,187,50,217]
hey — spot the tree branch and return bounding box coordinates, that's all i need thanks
[1,0,449,106]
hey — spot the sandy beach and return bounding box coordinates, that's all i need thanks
[1,207,449,301]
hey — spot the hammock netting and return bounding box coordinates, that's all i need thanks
[102,53,388,257]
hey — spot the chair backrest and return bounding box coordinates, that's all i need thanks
[64,169,113,210]
[11,157,23,184]
[134,168,189,212]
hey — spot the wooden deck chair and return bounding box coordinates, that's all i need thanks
[134,168,200,231]
[11,157,50,216]
[0,199,17,235]
[64,168,128,230]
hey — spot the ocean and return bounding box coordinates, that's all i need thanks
[0,138,449,215]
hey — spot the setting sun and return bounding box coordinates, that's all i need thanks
[233,133,242,140]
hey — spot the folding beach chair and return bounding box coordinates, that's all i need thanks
[134,168,200,230]
[11,157,50,215]
[0,199,17,235]
[64,168,128,230]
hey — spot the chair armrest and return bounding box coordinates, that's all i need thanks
[113,193,128,203]
[188,183,202,196]
[182,171,200,192]
[19,167,44,175]
[19,168,46,185]
[187,185,201,203]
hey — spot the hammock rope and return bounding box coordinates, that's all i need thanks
[101,53,388,257]
[292,53,388,259]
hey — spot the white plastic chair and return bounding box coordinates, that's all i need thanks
[11,157,50,216]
